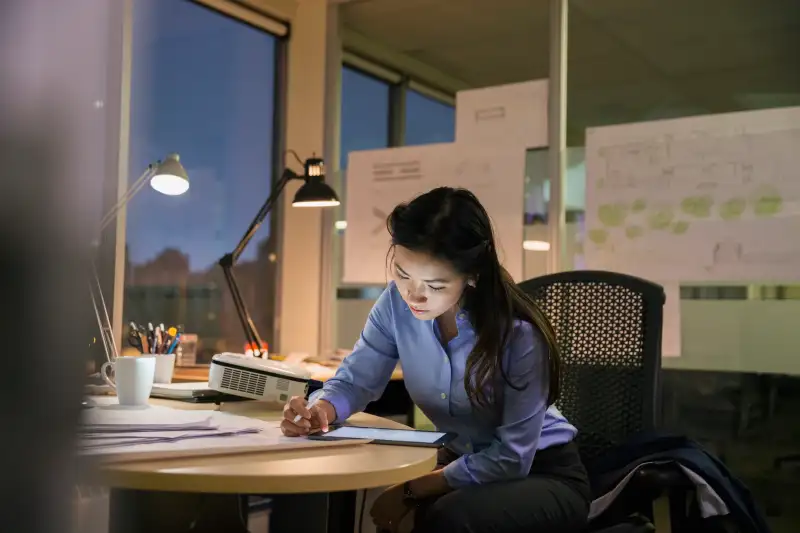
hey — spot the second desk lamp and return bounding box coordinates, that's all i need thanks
[217,151,340,359]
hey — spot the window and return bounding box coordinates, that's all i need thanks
[124,0,280,362]
[330,66,393,349]
[404,90,455,146]
[340,67,391,169]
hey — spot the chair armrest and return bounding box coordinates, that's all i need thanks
[631,463,693,492]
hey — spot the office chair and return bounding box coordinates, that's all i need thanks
[519,270,690,533]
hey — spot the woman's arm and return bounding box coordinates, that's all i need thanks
[309,286,399,422]
[441,321,549,489]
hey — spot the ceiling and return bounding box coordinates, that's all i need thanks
[340,0,800,144]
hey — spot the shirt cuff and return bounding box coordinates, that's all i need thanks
[309,390,351,423]
[442,455,478,489]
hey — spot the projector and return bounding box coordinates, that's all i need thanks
[208,352,311,402]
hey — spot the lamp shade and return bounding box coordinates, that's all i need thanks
[292,177,340,207]
[150,153,190,196]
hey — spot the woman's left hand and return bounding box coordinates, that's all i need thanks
[370,483,414,532]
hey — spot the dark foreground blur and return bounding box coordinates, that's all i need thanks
[1,1,101,532]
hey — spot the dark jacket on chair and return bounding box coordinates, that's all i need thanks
[585,432,770,533]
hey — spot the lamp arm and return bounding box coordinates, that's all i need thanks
[88,164,154,363]
[89,259,119,362]
[98,165,154,234]
[231,168,299,263]
[218,168,301,356]
[221,262,263,355]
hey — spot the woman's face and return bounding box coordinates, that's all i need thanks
[391,245,470,320]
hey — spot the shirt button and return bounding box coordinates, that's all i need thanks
[465,442,472,450]
[440,392,447,400]
[457,313,465,320]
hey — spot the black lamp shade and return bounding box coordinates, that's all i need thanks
[292,176,340,207]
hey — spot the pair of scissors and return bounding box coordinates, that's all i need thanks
[127,322,145,353]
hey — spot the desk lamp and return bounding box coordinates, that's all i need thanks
[218,151,339,357]
[91,154,190,363]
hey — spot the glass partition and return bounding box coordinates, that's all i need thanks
[565,1,800,525]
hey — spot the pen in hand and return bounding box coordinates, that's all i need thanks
[293,397,330,433]
[293,397,318,423]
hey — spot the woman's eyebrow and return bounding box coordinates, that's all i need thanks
[396,263,449,283]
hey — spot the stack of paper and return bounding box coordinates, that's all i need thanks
[77,398,367,462]
[78,404,262,452]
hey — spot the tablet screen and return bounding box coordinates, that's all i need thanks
[323,426,447,444]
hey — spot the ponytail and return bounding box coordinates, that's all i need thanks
[463,243,561,409]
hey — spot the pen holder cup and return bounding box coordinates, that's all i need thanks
[153,353,176,384]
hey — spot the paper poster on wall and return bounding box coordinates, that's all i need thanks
[455,80,548,149]
[343,143,525,284]
[584,106,800,282]
[661,283,681,358]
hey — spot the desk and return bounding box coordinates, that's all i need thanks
[90,398,436,533]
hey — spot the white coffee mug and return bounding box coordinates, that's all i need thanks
[153,353,176,384]
[100,356,156,407]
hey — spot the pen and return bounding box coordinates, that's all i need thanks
[293,397,318,424]
[166,332,181,354]
[147,323,155,353]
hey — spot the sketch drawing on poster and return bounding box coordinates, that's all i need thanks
[343,143,525,285]
[584,106,800,283]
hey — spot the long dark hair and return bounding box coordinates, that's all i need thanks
[387,187,561,408]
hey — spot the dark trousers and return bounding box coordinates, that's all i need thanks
[412,442,591,533]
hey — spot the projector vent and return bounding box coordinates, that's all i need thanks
[220,367,267,396]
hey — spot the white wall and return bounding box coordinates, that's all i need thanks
[668,300,800,374]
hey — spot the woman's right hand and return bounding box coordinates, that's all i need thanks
[280,396,335,437]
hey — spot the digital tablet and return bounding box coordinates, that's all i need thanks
[308,425,456,448]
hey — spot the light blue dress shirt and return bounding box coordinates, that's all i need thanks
[312,282,577,488]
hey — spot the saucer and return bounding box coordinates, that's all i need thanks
[98,403,150,411]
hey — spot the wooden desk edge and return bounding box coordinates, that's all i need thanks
[89,401,435,494]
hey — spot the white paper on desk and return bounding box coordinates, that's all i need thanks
[80,404,217,432]
[662,282,682,358]
[80,428,261,450]
[79,409,286,457]
[77,402,373,462]
[283,352,310,365]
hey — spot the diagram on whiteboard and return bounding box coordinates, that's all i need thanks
[343,143,525,284]
[584,106,800,282]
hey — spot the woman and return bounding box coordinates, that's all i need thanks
[281,187,590,533]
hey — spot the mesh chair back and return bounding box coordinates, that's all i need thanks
[519,271,665,462]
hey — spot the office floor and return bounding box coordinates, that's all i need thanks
[661,370,800,532]
[412,371,800,531]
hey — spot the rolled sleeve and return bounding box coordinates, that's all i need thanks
[311,286,399,422]
[443,322,549,488]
